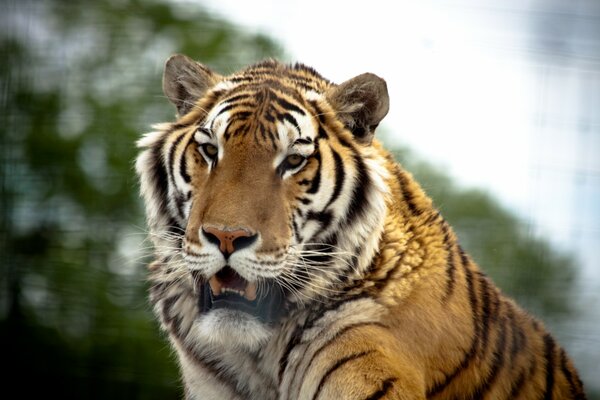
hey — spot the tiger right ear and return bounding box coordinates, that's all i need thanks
[162,54,220,116]
[326,73,389,145]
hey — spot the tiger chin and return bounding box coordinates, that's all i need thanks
[136,54,586,399]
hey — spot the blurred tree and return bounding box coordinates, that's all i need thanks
[0,0,281,398]
[0,0,583,398]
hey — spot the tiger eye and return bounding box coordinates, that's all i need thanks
[286,154,305,167]
[203,143,218,158]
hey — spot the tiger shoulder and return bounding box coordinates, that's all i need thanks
[135,54,587,399]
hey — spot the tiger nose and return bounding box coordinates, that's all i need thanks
[201,226,258,259]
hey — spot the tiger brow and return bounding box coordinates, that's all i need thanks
[294,138,313,145]
[196,127,213,138]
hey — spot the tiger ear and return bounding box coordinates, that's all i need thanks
[163,54,220,116]
[326,73,389,144]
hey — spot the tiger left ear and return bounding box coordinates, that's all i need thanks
[326,73,389,144]
[163,54,221,116]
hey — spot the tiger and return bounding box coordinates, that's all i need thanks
[135,54,587,400]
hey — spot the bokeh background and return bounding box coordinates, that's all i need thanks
[1,0,598,398]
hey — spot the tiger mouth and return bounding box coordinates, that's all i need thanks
[198,266,283,323]
[209,266,258,302]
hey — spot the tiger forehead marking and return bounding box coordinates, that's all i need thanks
[204,85,318,156]
[136,55,586,400]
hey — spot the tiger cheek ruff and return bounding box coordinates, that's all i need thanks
[135,54,587,399]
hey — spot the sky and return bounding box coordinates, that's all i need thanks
[195,0,600,385]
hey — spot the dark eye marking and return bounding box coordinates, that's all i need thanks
[294,138,313,145]
[196,127,212,138]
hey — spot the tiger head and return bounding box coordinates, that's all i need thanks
[136,55,390,351]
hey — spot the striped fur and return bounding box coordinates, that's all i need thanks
[136,55,586,399]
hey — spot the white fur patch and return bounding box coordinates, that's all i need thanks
[190,309,272,352]
[304,90,323,102]
[213,80,238,92]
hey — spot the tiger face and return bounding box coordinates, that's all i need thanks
[136,55,389,351]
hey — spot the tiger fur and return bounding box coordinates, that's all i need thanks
[135,54,587,399]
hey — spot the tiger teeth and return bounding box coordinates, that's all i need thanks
[209,276,222,296]
[208,273,257,301]
[245,282,257,301]
[221,287,245,297]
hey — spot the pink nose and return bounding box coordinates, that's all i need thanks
[201,226,257,257]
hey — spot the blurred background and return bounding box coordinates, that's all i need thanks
[0,0,598,398]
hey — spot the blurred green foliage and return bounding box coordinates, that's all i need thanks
[0,0,585,398]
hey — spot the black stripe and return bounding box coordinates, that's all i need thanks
[507,306,520,364]
[194,355,253,399]
[304,293,372,331]
[265,112,276,123]
[395,168,421,215]
[478,274,493,354]
[542,333,556,400]
[223,123,250,141]
[149,138,184,235]
[222,93,252,104]
[162,295,186,336]
[306,210,333,230]
[441,222,456,302]
[291,217,303,243]
[282,112,299,130]
[174,192,187,221]
[279,322,306,382]
[218,101,255,115]
[336,134,356,149]
[312,350,374,400]
[169,132,193,219]
[229,76,254,83]
[294,322,388,396]
[473,315,508,397]
[459,246,469,267]
[276,96,306,115]
[258,125,267,140]
[231,110,252,121]
[427,263,480,397]
[150,138,169,206]
[267,127,277,148]
[508,368,527,398]
[277,294,367,383]
[309,100,327,124]
[344,152,370,224]
[324,149,345,209]
[318,126,330,140]
[179,148,191,183]
[167,130,187,186]
[560,349,578,398]
[559,348,586,399]
[364,377,397,400]
[307,152,322,194]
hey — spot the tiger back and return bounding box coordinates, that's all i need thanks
[135,54,587,399]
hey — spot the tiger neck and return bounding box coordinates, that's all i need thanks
[360,159,450,303]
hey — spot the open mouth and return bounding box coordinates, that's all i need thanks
[198,266,283,323]
[209,266,257,302]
